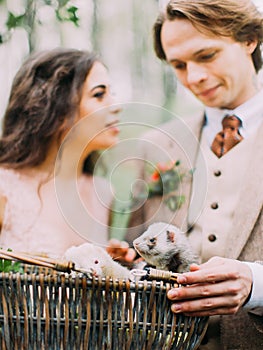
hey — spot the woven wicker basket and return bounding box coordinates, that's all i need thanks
[0,261,208,350]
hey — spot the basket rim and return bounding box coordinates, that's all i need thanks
[0,270,179,292]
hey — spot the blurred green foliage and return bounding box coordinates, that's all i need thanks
[0,258,22,273]
[0,0,80,49]
[0,249,22,273]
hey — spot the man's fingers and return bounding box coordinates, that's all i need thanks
[168,280,241,301]
[177,257,249,285]
[170,294,241,316]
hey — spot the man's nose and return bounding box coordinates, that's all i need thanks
[187,62,208,85]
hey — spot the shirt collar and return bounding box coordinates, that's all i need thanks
[205,88,263,138]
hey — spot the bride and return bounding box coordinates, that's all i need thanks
[0,48,122,257]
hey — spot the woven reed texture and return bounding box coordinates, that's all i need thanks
[0,266,208,350]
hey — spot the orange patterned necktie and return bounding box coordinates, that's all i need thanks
[211,115,243,158]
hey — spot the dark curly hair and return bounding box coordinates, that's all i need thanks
[0,48,100,173]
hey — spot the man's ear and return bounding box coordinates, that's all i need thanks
[245,39,258,54]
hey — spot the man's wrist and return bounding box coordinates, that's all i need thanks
[242,262,263,312]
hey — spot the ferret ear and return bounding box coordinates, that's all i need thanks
[166,230,175,243]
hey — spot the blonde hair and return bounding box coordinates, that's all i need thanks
[153,0,263,72]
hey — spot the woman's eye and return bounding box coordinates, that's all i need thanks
[93,91,105,99]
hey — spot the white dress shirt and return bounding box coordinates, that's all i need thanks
[243,262,263,313]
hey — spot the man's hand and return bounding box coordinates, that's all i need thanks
[167,256,253,316]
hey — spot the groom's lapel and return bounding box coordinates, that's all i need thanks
[226,123,263,259]
[177,111,206,162]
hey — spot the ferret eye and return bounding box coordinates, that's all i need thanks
[149,238,156,243]
[94,260,99,264]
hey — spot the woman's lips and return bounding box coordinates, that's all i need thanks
[105,119,120,133]
[105,119,119,127]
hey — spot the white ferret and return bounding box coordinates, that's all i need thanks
[64,243,134,280]
[133,222,198,273]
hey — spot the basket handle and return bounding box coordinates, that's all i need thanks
[0,249,74,272]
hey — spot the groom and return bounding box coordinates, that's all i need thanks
[127,1,263,349]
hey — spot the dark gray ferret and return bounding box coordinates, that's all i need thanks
[133,222,198,273]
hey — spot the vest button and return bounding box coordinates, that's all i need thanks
[211,202,219,209]
[214,170,221,176]
[208,234,217,242]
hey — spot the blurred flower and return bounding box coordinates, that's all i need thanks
[125,160,192,214]
[151,171,160,181]
[146,160,189,211]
